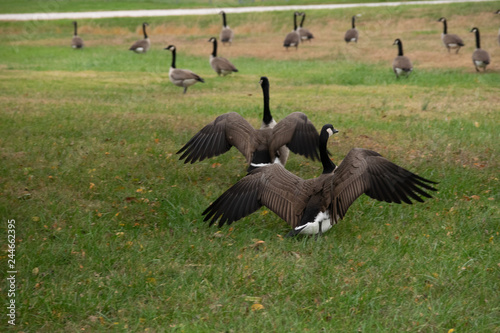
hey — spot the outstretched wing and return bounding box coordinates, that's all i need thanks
[329,148,437,223]
[203,164,310,228]
[268,112,321,161]
[177,112,256,164]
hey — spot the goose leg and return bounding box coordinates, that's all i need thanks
[183,86,188,94]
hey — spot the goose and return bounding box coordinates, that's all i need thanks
[470,27,491,72]
[71,21,84,49]
[298,12,314,42]
[203,124,437,237]
[496,10,500,46]
[283,12,300,50]
[344,15,359,43]
[392,39,413,78]
[177,76,321,171]
[437,17,464,53]
[164,45,205,94]
[219,11,234,45]
[129,22,150,53]
[208,37,238,76]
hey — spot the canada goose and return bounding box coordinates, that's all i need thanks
[392,39,413,78]
[283,12,300,50]
[71,21,84,49]
[177,76,321,171]
[470,27,491,72]
[219,11,234,45]
[298,12,314,42]
[437,17,464,53]
[496,10,500,46]
[129,22,150,53]
[208,37,238,76]
[344,16,359,43]
[164,45,205,94]
[203,124,437,237]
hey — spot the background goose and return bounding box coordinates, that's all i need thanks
[392,38,413,78]
[283,12,300,50]
[177,76,321,171]
[208,37,238,76]
[496,10,500,45]
[129,22,150,53]
[164,45,204,94]
[298,12,314,42]
[344,15,359,43]
[203,124,437,237]
[470,27,490,72]
[71,21,84,49]
[437,17,464,53]
[219,11,234,45]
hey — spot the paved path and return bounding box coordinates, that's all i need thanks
[0,0,495,21]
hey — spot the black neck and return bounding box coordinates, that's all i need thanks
[170,48,176,68]
[441,20,447,34]
[261,80,272,125]
[211,39,217,57]
[474,29,481,49]
[143,24,148,39]
[222,12,227,27]
[320,130,336,174]
[351,16,356,29]
[300,14,305,28]
[397,41,404,56]
[73,22,78,36]
[293,13,297,31]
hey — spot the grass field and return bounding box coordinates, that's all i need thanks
[1,1,499,332]
[0,0,428,14]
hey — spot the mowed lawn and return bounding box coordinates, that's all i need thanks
[0,1,499,332]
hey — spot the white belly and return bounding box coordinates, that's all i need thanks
[295,212,333,235]
[474,60,486,68]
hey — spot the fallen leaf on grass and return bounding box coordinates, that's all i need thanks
[251,303,264,311]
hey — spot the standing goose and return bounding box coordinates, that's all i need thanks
[298,12,314,42]
[283,12,300,50]
[129,22,150,53]
[71,21,84,49]
[203,124,437,237]
[437,17,464,53]
[164,45,205,94]
[219,11,234,45]
[470,27,490,72]
[392,39,413,78]
[496,10,500,46]
[344,15,359,43]
[208,37,238,76]
[177,76,321,171]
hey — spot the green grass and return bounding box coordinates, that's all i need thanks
[1,3,499,332]
[1,0,424,14]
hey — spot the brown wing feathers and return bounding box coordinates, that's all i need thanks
[330,149,437,224]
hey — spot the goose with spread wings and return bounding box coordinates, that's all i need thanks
[203,124,437,237]
[177,77,321,171]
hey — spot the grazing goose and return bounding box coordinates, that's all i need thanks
[283,12,300,50]
[470,27,491,72]
[219,11,234,45]
[203,124,437,237]
[71,21,84,49]
[437,17,464,53]
[392,39,413,78]
[129,22,150,53]
[177,76,321,171]
[164,45,205,94]
[208,37,238,76]
[298,12,314,42]
[344,15,359,43]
